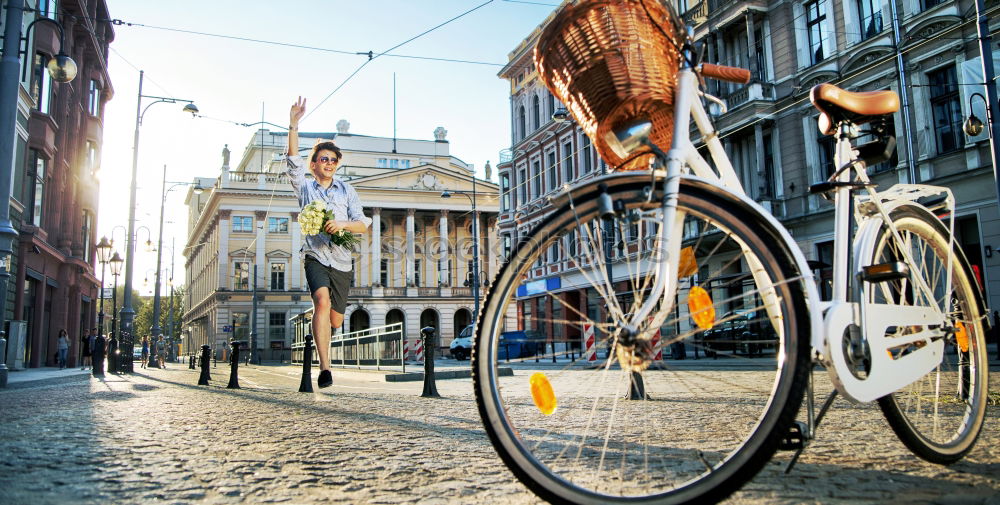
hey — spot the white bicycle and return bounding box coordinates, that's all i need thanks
[472,1,990,504]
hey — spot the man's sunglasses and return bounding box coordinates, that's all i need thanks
[317,156,339,164]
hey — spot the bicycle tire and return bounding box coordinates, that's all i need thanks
[869,205,988,464]
[473,176,811,504]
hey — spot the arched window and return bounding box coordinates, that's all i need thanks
[532,95,540,130]
[517,106,526,141]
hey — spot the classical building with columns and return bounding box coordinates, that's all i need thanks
[182,122,500,359]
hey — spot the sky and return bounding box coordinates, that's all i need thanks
[97,0,559,295]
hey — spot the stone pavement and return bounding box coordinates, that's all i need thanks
[0,361,997,505]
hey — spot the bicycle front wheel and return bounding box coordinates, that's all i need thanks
[870,205,989,464]
[474,177,811,505]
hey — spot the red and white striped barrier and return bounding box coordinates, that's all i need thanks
[583,324,597,362]
[651,328,663,361]
[412,338,424,363]
[403,338,410,361]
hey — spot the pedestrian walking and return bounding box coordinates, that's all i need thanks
[156,335,166,369]
[80,330,92,370]
[141,336,149,369]
[287,96,372,388]
[56,329,70,369]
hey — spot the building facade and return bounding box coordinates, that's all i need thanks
[182,123,501,359]
[496,0,999,349]
[2,0,114,369]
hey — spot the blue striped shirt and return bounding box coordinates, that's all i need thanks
[287,155,372,272]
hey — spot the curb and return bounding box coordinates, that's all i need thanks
[384,367,513,382]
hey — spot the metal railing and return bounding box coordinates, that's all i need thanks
[291,322,405,371]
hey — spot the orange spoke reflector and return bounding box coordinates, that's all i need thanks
[529,372,557,416]
[955,321,969,353]
[677,246,698,277]
[688,286,715,330]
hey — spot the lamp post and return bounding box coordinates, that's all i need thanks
[441,173,481,341]
[109,251,123,371]
[94,237,112,375]
[120,70,198,372]
[150,172,204,367]
[0,1,77,334]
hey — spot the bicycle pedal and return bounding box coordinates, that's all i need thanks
[778,421,807,451]
[859,262,909,283]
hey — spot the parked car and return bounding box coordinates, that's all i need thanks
[699,310,772,358]
[497,331,540,360]
[450,325,474,360]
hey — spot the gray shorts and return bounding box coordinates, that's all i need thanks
[304,256,352,314]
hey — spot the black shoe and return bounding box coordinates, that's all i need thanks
[317,370,333,388]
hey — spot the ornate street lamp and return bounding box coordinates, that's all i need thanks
[109,251,123,371]
[94,237,112,376]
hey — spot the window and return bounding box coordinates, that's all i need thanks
[928,66,962,154]
[582,135,593,174]
[30,152,46,227]
[921,0,944,11]
[31,53,53,114]
[761,132,776,198]
[562,142,574,182]
[547,150,557,191]
[816,241,834,300]
[502,234,512,261]
[39,0,58,19]
[518,167,527,205]
[232,216,253,233]
[818,134,836,179]
[380,258,389,287]
[532,95,540,130]
[566,229,577,258]
[234,261,250,290]
[501,173,511,211]
[268,217,289,233]
[547,93,555,119]
[857,0,882,41]
[87,80,101,116]
[86,141,98,176]
[805,0,829,65]
[268,312,286,341]
[863,114,898,173]
[270,262,285,290]
[549,243,560,263]
[232,312,249,341]
[517,106,526,140]
[531,160,541,198]
[82,210,92,264]
[415,259,422,286]
[753,27,767,81]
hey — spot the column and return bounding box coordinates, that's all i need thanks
[405,209,416,288]
[218,210,231,289]
[472,210,482,286]
[754,123,766,200]
[439,210,449,286]
[255,211,267,290]
[371,208,382,287]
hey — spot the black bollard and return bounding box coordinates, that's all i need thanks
[227,341,240,389]
[92,335,106,378]
[107,336,119,374]
[625,370,649,400]
[189,355,195,369]
[420,326,440,398]
[198,344,211,385]
[298,334,314,393]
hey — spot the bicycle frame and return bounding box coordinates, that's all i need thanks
[628,53,956,404]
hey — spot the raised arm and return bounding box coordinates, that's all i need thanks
[288,96,305,157]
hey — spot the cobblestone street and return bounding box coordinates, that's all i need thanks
[1,362,998,504]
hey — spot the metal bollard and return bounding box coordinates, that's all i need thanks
[625,370,649,400]
[298,334,314,393]
[227,341,240,389]
[108,336,119,374]
[92,335,106,378]
[420,326,439,398]
[189,355,195,369]
[0,332,8,388]
[197,344,211,385]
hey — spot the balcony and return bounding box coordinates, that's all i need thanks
[723,82,775,109]
[223,171,290,191]
[682,1,707,26]
[349,287,372,297]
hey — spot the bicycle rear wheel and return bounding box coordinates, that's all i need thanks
[473,176,811,504]
[870,205,988,464]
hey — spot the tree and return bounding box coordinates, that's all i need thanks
[134,286,186,340]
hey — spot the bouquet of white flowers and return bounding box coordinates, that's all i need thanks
[297,200,361,249]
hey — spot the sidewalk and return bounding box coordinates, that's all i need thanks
[2,366,92,389]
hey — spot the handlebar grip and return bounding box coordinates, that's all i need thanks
[700,63,751,84]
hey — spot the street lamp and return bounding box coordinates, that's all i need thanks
[109,251,123,371]
[120,69,199,372]
[441,172,481,342]
[95,237,112,376]
[150,172,205,367]
[0,1,77,338]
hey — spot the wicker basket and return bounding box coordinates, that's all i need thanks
[534,0,684,171]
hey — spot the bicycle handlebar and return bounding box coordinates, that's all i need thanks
[699,63,751,84]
